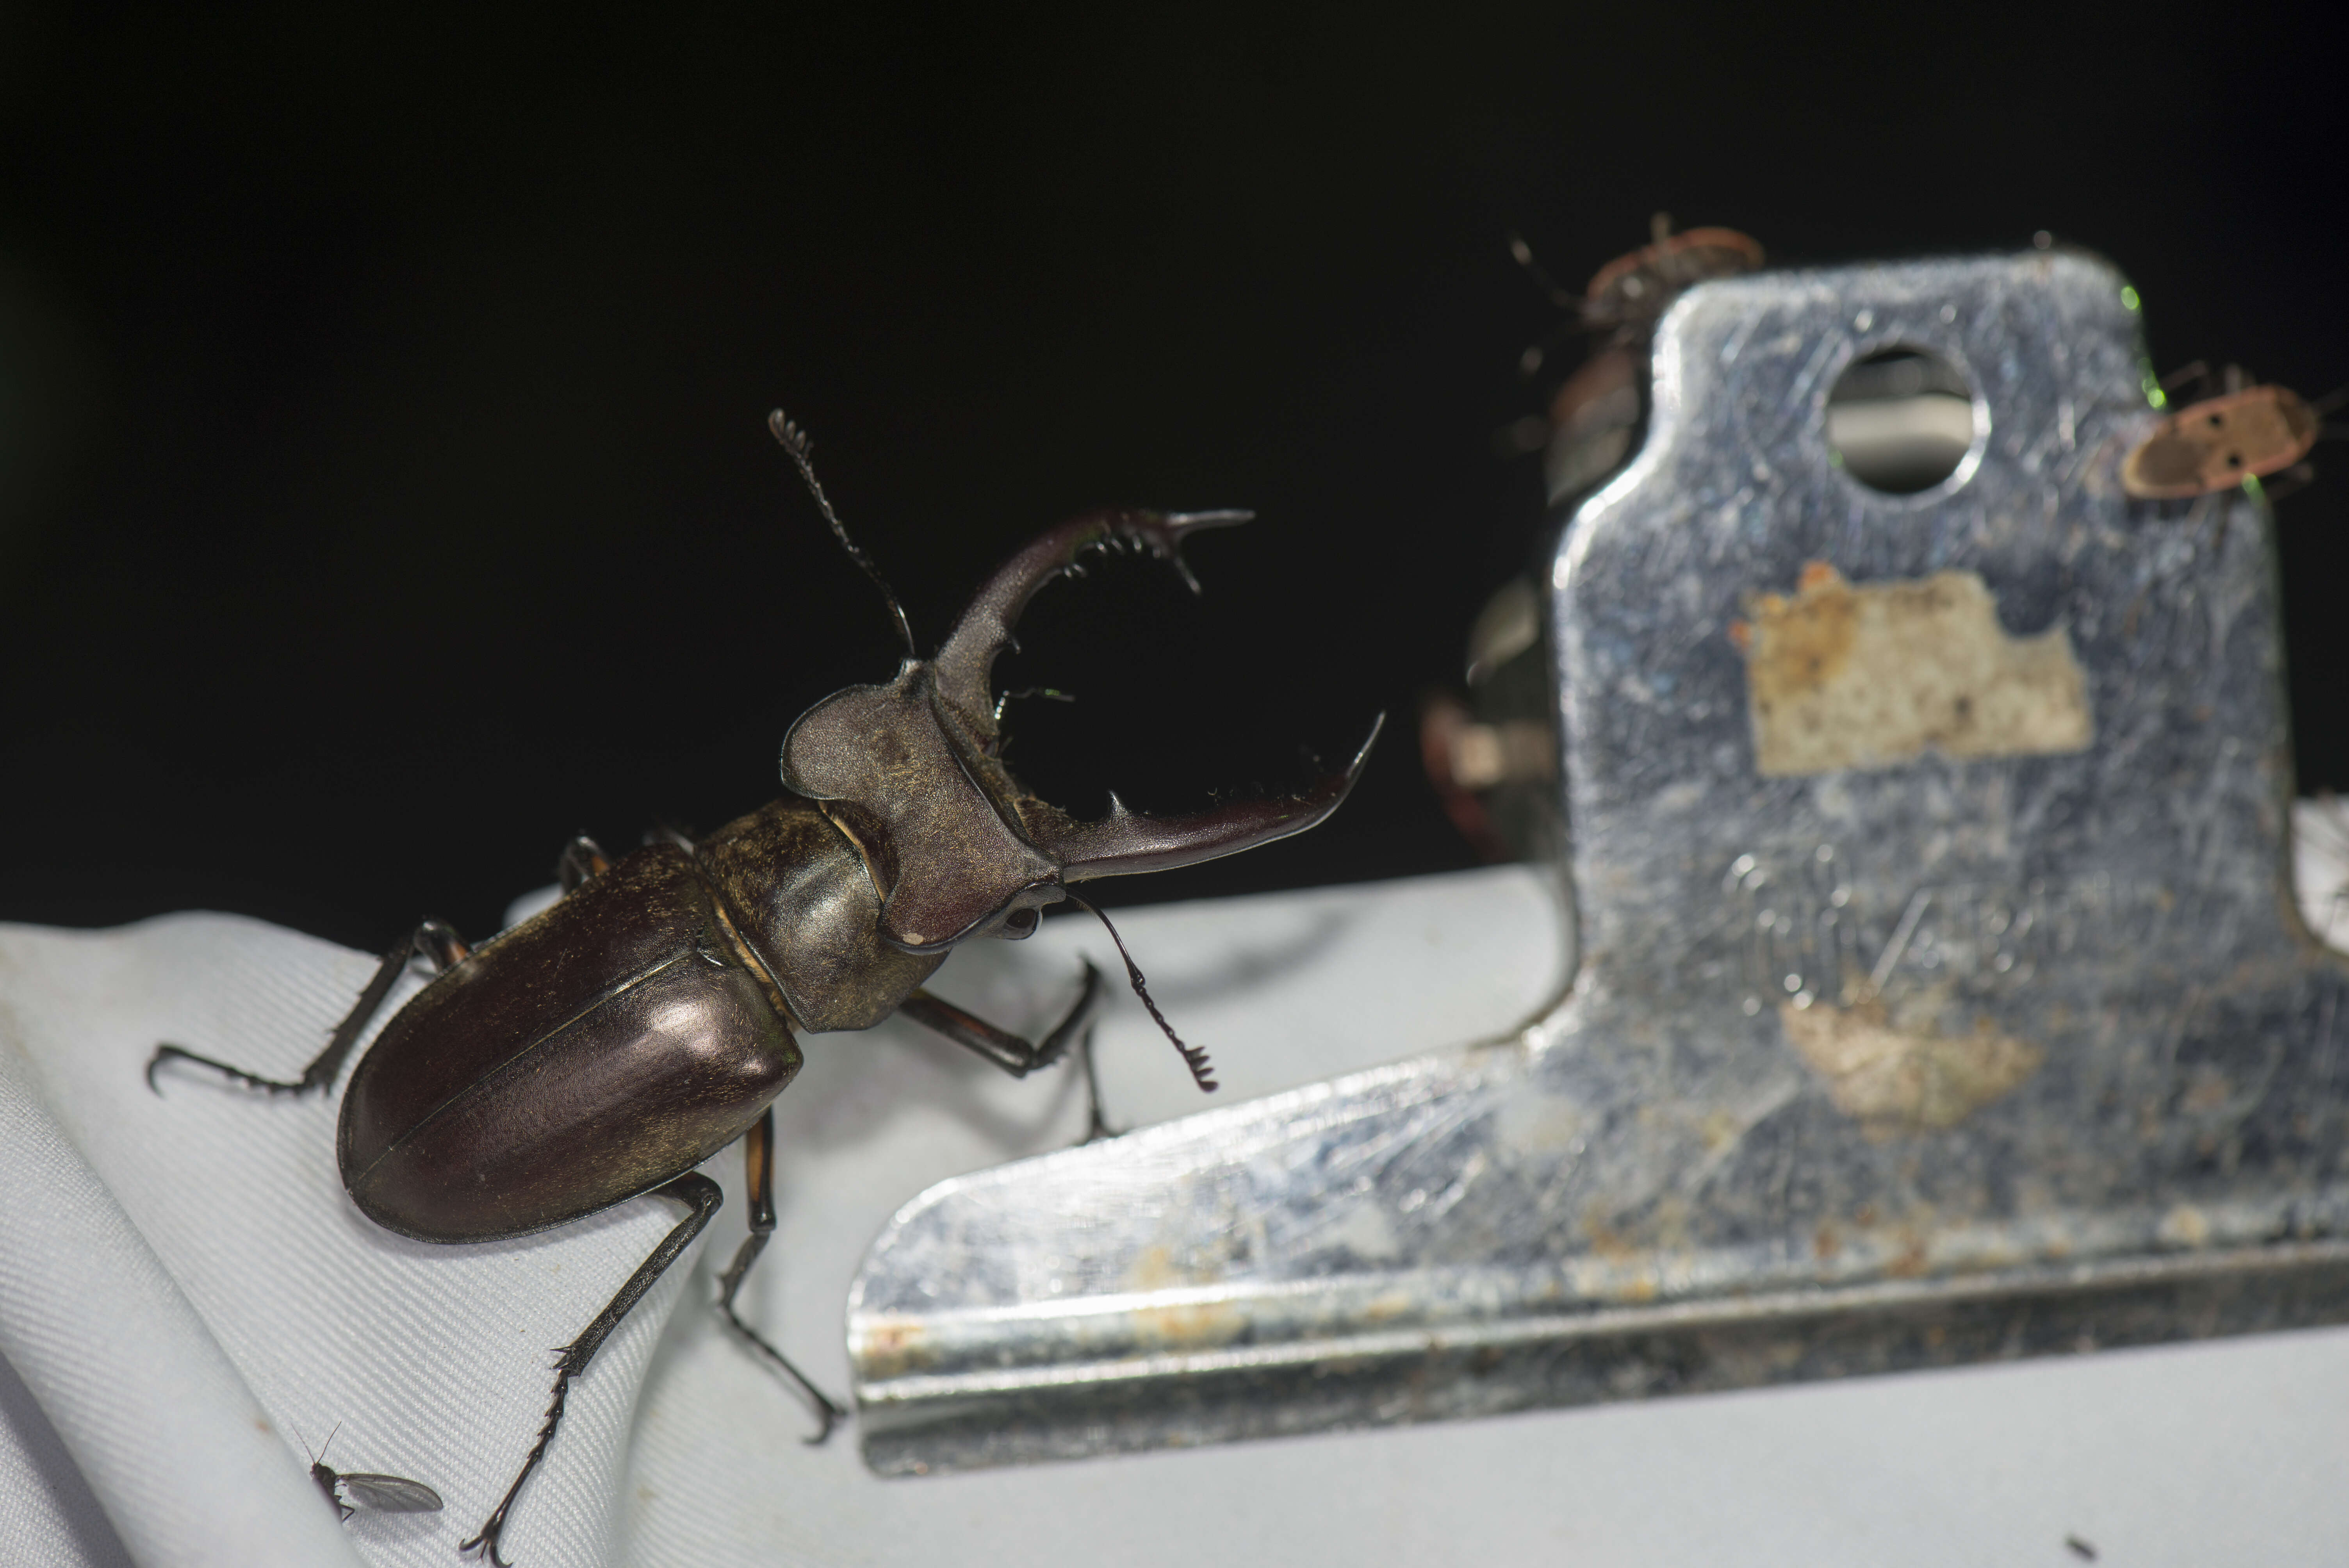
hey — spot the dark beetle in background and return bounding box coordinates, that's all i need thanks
[149,412,1379,1565]
[1431,218,1766,865]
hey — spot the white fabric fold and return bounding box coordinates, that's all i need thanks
[0,917,690,1567]
[3,841,2344,1566]
[0,964,361,1567]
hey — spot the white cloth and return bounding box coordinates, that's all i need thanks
[3,847,2345,1567]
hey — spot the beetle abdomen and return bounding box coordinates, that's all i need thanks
[338,846,802,1242]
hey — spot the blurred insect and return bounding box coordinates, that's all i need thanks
[2123,361,2339,500]
[1509,213,1765,374]
[2065,1534,2099,1561]
[303,1425,445,1524]
[1444,218,1765,866]
[1501,215,1765,506]
[1572,215,1768,348]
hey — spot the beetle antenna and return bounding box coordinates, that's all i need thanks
[1506,229,1577,309]
[1064,892,1216,1092]
[769,409,918,663]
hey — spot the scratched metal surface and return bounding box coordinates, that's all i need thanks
[845,251,2349,1474]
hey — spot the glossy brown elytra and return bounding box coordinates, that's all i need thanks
[147,411,1379,1564]
[2123,372,2322,499]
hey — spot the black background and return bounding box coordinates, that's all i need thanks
[2,3,2344,952]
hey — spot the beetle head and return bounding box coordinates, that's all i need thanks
[781,508,1379,955]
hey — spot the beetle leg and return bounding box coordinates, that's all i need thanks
[895,959,1102,1078]
[1078,1024,1121,1144]
[460,1172,723,1567]
[2262,461,2317,503]
[146,919,468,1097]
[555,835,610,894]
[713,1107,847,1444]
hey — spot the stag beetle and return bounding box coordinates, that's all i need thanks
[148,411,1379,1564]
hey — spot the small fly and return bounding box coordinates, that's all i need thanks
[303,1425,445,1524]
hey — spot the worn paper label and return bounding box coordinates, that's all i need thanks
[1780,996,2044,1137]
[1733,561,2092,776]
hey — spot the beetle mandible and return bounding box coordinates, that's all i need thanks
[148,410,1380,1564]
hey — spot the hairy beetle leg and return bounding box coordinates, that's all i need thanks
[146,918,468,1096]
[714,1106,847,1444]
[1077,1025,1121,1145]
[462,1172,723,1566]
[556,835,611,895]
[900,962,1111,1146]
[896,958,1102,1079]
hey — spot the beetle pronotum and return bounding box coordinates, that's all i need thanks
[149,413,1379,1563]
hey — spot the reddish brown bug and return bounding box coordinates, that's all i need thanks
[2123,365,2327,500]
